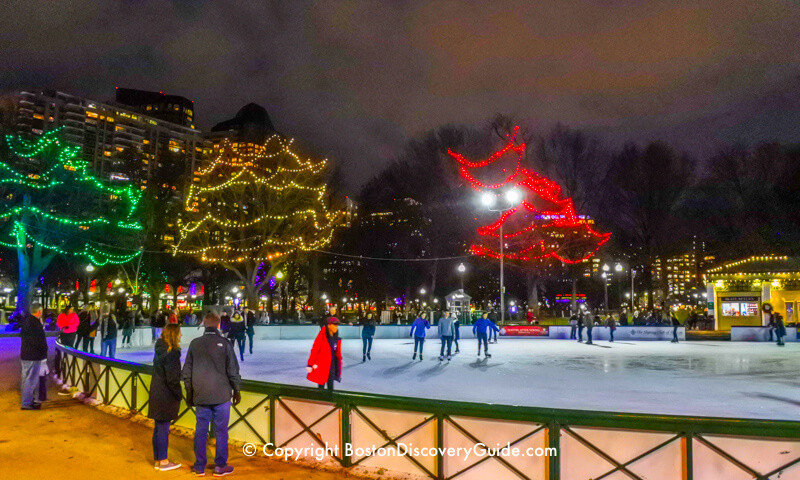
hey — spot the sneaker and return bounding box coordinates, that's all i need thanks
[20,404,40,410]
[192,467,206,476]
[213,465,234,477]
[157,461,181,472]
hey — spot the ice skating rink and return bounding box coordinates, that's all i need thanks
[116,338,800,422]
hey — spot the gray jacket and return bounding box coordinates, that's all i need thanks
[438,316,455,337]
[182,328,241,405]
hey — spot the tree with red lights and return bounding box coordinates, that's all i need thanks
[448,126,611,266]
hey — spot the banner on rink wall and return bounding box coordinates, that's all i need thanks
[500,325,549,336]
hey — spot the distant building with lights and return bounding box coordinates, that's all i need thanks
[652,237,713,298]
[14,89,208,185]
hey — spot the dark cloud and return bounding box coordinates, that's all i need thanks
[1,0,799,190]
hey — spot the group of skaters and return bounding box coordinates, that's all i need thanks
[568,310,683,344]
[303,308,503,395]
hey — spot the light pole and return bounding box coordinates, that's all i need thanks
[602,272,609,313]
[457,263,466,290]
[481,189,521,323]
[631,269,637,309]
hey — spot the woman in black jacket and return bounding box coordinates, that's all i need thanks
[148,324,183,471]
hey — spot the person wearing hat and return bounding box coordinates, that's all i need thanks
[307,317,342,391]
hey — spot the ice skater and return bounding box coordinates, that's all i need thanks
[438,312,455,361]
[307,317,342,390]
[586,316,597,345]
[473,312,499,358]
[453,314,461,354]
[488,309,499,343]
[577,314,584,343]
[569,315,578,339]
[243,307,256,354]
[229,310,247,361]
[361,313,376,361]
[670,312,681,343]
[410,313,430,360]
[606,315,616,342]
[764,303,786,347]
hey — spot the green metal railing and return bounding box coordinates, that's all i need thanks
[55,343,800,480]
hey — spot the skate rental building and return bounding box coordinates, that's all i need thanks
[705,255,800,331]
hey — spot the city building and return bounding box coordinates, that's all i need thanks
[208,103,276,145]
[114,87,195,127]
[15,89,209,186]
[652,237,713,298]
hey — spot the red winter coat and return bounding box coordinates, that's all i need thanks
[307,329,342,385]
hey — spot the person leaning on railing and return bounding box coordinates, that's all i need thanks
[182,312,241,477]
[148,324,183,472]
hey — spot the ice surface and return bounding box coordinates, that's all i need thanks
[115,338,800,422]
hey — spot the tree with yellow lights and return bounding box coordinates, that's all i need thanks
[175,135,344,308]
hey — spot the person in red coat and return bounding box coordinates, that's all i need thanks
[307,317,342,391]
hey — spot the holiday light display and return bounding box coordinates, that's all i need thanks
[449,127,610,264]
[175,135,344,305]
[0,128,143,310]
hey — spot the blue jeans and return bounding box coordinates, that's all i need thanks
[477,333,488,353]
[672,326,679,342]
[586,328,593,344]
[440,336,453,356]
[194,401,231,470]
[21,360,42,407]
[577,326,584,341]
[413,336,425,354]
[153,420,170,461]
[362,337,373,355]
[101,339,116,358]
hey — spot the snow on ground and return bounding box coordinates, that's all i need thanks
[115,338,800,422]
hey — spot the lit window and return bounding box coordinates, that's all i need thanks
[146,105,152,110]
[86,111,98,118]
[33,113,44,120]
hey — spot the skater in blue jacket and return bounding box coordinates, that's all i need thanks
[409,314,430,361]
[473,313,500,358]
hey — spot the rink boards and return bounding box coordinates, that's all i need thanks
[56,342,800,480]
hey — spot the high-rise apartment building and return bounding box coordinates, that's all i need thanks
[15,89,209,186]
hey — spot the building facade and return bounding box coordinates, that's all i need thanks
[15,89,209,186]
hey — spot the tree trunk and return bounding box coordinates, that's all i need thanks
[527,273,540,317]
[15,249,33,316]
[311,255,320,312]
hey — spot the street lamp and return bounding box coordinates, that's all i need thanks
[420,288,426,295]
[615,263,623,272]
[114,278,121,286]
[602,272,609,313]
[457,263,466,290]
[85,265,94,272]
[276,271,284,280]
[480,188,520,324]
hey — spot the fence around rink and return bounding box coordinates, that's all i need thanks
[56,343,800,480]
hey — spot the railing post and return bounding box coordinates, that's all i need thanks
[104,366,110,404]
[268,395,276,446]
[131,373,138,412]
[547,421,560,480]
[683,433,693,480]
[437,413,445,480]
[341,400,352,467]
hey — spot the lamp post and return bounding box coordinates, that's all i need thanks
[457,263,466,290]
[481,189,521,323]
[602,272,609,313]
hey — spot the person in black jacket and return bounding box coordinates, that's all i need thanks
[149,324,183,471]
[671,312,681,343]
[361,313,376,362]
[182,312,241,477]
[228,310,247,362]
[243,307,256,354]
[20,303,47,410]
[98,304,118,358]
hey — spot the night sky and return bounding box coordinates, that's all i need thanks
[2,0,800,190]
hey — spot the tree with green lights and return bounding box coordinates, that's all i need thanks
[0,129,143,314]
